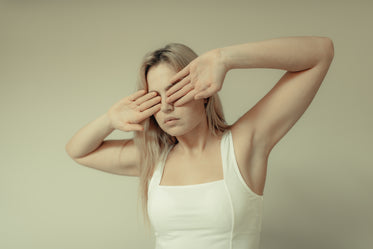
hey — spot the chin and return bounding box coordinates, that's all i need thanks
[162,128,184,137]
[159,125,184,137]
[165,126,199,138]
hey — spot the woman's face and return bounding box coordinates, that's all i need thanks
[146,63,206,137]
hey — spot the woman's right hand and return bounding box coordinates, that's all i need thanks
[107,90,161,132]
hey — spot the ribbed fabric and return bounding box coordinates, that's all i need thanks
[148,129,264,249]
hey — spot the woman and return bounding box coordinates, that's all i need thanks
[65,36,334,249]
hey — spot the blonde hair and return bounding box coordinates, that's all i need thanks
[134,43,231,231]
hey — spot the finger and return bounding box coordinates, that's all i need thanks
[174,89,197,107]
[129,89,147,101]
[138,96,161,111]
[169,65,190,85]
[134,91,158,105]
[140,103,161,117]
[166,75,190,97]
[166,83,194,104]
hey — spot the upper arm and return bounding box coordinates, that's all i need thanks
[70,139,141,176]
[234,41,334,156]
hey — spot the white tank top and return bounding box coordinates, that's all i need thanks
[148,129,264,249]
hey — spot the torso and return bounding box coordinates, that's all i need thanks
[158,129,268,196]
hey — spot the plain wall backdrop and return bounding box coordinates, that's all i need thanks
[1,0,372,249]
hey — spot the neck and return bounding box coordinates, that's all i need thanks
[174,118,213,156]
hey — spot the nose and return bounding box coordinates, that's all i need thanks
[160,97,174,113]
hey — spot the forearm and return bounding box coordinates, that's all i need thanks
[65,113,115,158]
[220,36,334,72]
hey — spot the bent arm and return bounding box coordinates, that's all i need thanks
[65,113,140,176]
[65,91,161,176]
[223,36,334,156]
[65,113,115,159]
[216,36,334,195]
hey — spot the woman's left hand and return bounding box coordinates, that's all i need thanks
[166,48,229,106]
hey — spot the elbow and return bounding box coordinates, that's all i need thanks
[65,143,74,159]
[320,37,334,62]
[65,142,79,159]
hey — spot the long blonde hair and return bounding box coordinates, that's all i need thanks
[134,43,231,231]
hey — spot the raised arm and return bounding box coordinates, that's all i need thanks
[165,36,334,195]
[166,36,334,154]
[220,36,334,155]
[65,90,161,176]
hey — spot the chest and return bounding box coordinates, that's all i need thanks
[149,181,233,235]
[159,148,224,186]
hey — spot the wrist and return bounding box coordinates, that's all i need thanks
[103,112,115,131]
[217,47,233,72]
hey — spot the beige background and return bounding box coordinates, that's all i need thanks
[1,0,372,249]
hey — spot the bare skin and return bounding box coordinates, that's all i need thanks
[65,90,161,176]
[65,36,334,196]
[146,63,226,186]
[146,63,264,195]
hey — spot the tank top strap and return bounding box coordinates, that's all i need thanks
[148,145,174,190]
[222,129,264,199]
[220,129,233,175]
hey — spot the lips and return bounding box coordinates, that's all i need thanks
[164,117,179,124]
